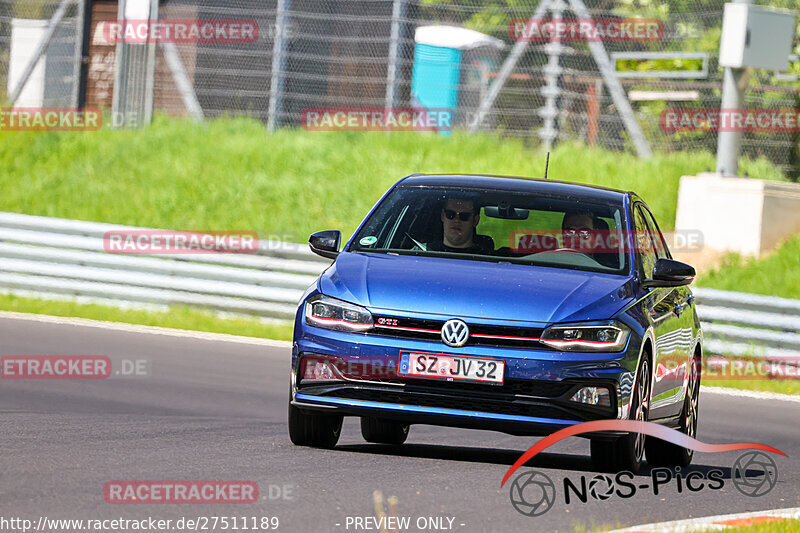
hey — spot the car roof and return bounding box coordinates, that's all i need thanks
[398,174,632,204]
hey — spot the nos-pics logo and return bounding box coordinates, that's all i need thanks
[502,421,783,516]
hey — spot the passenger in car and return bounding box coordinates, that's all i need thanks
[561,210,618,268]
[561,210,596,247]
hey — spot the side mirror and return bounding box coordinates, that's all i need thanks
[643,258,696,288]
[309,230,341,260]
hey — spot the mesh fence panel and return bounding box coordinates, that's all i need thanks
[156,0,800,176]
[0,0,797,175]
[0,0,79,107]
[157,0,276,119]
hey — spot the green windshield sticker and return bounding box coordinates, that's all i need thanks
[359,236,378,246]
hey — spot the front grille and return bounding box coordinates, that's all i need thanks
[371,314,546,348]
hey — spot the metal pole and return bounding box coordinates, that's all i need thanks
[9,0,72,106]
[162,42,204,121]
[715,68,747,175]
[468,0,552,132]
[715,0,752,176]
[385,0,406,112]
[142,0,158,125]
[538,0,565,149]
[268,0,290,131]
[568,0,652,158]
[111,0,133,127]
[72,0,92,108]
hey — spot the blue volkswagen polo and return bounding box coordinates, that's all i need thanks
[288,174,702,472]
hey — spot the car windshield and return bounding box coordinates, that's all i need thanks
[348,185,630,275]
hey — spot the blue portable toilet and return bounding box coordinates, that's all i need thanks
[411,25,504,132]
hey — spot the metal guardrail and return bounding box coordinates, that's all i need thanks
[0,212,329,320]
[693,287,800,360]
[0,212,797,360]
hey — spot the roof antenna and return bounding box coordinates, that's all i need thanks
[544,151,550,180]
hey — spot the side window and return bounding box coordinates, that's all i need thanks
[634,205,658,279]
[640,206,671,260]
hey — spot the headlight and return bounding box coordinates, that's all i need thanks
[540,321,630,352]
[304,294,373,332]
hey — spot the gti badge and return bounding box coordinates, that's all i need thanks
[441,319,469,347]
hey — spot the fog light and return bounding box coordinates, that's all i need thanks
[570,386,611,407]
[300,357,341,381]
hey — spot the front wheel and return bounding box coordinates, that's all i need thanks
[646,354,700,467]
[288,403,342,449]
[591,357,650,473]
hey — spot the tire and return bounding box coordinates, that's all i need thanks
[288,403,343,449]
[646,354,701,467]
[591,357,650,473]
[360,417,409,445]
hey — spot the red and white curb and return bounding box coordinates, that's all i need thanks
[609,507,800,532]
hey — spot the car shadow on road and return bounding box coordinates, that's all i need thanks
[334,442,742,478]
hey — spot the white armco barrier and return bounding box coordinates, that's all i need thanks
[0,212,330,320]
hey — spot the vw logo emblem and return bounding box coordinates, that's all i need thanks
[441,319,469,347]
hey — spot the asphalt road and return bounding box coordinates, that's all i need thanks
[1,314,797,533]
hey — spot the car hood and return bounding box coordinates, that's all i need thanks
[318,252,635,324]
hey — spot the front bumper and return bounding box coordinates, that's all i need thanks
[292,322,642,437]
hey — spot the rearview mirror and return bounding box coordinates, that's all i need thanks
[309,230,341,260]
[643,258,695,288]
[483,202,529,220]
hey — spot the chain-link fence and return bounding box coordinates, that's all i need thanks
[1,0,798,176]
[0,0,80,108]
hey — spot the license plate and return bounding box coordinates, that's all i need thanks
[398,352,505,384]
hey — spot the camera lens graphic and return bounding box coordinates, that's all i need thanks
[588,474,615,500]
[732,451,778,497]
[509,470,556,516]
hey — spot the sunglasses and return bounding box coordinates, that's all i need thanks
[563,229,593,238]
[444,209,474,221]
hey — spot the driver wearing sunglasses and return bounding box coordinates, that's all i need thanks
[427,198,493,254]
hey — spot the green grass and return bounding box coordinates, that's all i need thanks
[0,293,293,341]
[697,236,800,299]
[0,115,785,243]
